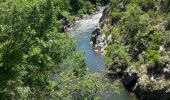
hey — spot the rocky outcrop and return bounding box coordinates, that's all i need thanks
[99,6,110,26]
[122,72,138,91]
[163,61,170,79]
[63,18,75,32]
[122,64,170,100]
[134,85,170,100]
[91,6,111,53]
[91,27,100,45]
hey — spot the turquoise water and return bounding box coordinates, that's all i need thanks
[70,9,137,100]
[70,12,105,73]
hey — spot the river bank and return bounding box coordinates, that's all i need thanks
[69,7,137,100]
[69,7,105,72]
[91,4,170,100]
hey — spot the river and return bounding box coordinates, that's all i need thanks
[69,8,137,100]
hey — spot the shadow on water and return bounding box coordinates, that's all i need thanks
[69,8,137,100]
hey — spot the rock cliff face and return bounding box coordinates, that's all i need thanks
[91,6,111,53]
[122,63,170,100]
[122,71,170,100]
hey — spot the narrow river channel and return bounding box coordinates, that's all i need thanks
[69,8,137,100]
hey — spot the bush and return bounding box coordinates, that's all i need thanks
[146,50,163,75]
[123,4,143,39]
[78,9,84,18]
[135,0,155,12]
[111,26,122,43]
[166,13,170,30]
[110,0,122,9]
[85,1,94,14]
[149,31,164,50]
[110,8,122,24]
[146,50,162,63]
[104,44,130,72]
[164,0,170,12]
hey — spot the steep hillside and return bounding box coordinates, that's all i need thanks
[92,0,170,99]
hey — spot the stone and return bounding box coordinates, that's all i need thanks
[122,72,138,91]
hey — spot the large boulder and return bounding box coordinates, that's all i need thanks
[91,27,100,45]
[163,63,170,79]
[122,72,138,91]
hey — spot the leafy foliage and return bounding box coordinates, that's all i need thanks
[104,44,130,72]
[0,0,113,99]
[146,50,161,63]
[104,0,168,76]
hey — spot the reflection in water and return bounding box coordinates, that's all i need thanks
[69,8,137,100]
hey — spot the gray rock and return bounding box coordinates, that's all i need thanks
[121,71,170,100]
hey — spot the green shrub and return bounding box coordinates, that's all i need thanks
[146,50,164,75]
[134,0,155,12]
[110,8,121,24]
[166,12,170,30]
[110,0,122,9]
[149,31,164,50]
[146,50,162,63]
[85,1,94,14]
[123,4,143,39]
[104,44,130,72]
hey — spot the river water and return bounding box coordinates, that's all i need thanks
[69,9,137,100]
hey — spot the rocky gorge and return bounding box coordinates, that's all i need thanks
[69,7,137,99]
[91,6,111,54]
[91,4,170,100]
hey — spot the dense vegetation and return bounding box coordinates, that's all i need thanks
[0,0,112,99]
[103,0,170,91]
[1,0,170,99]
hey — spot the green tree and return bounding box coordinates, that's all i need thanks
[123,4,143,40]
[0,0,113,99]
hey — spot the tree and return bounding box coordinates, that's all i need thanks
[123,4,143,40]
[0,0,113,99]
[70,0,81,14]
[0,0,75,99]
